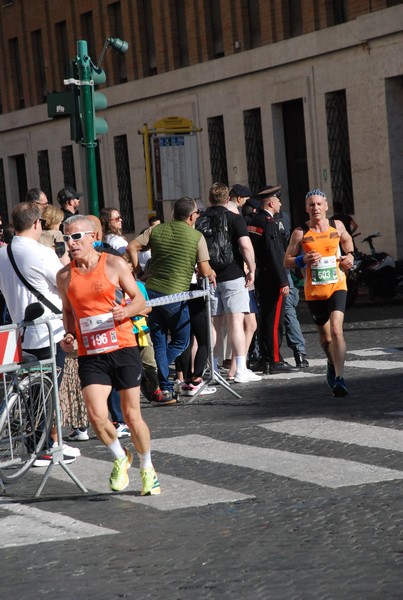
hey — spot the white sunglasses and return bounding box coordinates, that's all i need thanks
[62,231,94,243]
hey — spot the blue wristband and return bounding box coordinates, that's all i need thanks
[295,255,305,269]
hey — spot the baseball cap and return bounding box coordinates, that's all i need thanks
[57,186,82,205]
[257,184,282,198]
[230,184,252,198]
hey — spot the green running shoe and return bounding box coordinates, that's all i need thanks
[141,466,161,496]
[109,448,133,492]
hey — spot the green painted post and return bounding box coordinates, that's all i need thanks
[76,39,99,216]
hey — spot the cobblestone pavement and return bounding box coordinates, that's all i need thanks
[1,294,403,600]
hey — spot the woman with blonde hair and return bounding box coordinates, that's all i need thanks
[39,204,69,264]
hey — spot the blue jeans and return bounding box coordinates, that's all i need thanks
[108,388,124,424]
[284,273,306,355]
[147,290,191,393]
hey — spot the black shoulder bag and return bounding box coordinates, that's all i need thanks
[7,243,62,315]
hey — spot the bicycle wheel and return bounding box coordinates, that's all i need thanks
[0,372,54,482]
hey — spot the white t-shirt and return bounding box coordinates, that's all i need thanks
[0,236,64,349]
[138,249,151,271]
[104,233,128,254]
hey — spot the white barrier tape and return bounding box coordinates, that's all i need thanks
[145,288,210,308]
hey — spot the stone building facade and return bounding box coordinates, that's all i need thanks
[0,0,403,259]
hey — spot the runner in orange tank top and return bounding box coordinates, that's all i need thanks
[57,215,161,496]
[284,189,355,397]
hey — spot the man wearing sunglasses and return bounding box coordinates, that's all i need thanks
[57,215,161,496]
[25,187,49,213]
[57,186,82,224]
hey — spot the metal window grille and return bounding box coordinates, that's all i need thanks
[114,135,135,233]
[207,116,228,184]
[61,145,76,188]
[37,150,52,203]
[243,108,266,195]
[326,90,354,213]
[0,159,8,224]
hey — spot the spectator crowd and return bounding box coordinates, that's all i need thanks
[0,181,354,494]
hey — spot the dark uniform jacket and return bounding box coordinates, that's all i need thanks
[247,208,289,288]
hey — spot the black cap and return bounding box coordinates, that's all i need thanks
[257,184,282,199]
[57,186,82,205]
[246,198,260,209]
[230,184,252,198]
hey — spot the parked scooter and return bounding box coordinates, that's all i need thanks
[346,232,397,308]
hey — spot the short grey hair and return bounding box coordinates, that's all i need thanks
[63,214,95,231]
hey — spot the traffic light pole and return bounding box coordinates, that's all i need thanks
[76,40,99,215]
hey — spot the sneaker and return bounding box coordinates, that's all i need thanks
[150,389,164,403]
[141,466,161,496]
[199,386,217,396]
[109,448,133,492]
[114,423,131,438]
[67,427,89,441]
[332,376,348,397]
[33,451,77,467]
[234,368,262,383]
[174,379,184,394]
[326,362,336,389]
[152,390,177,406]
[182,381,217,396]
[182,381,202,396]
[62,443,81,457]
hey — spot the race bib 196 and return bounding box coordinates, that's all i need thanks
[79,312,119,354]
[310,256,338,285]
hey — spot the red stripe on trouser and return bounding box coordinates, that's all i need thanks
[272,290,284,363]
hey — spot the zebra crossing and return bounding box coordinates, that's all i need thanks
[260,345,403,379]
[1,413,403,548]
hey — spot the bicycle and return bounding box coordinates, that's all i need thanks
[0,303,54,483]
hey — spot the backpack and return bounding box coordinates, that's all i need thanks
[196,209,234,271]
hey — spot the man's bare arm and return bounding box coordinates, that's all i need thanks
[56,267,76,353]
[107,255,146,321]
[284,228,304,268]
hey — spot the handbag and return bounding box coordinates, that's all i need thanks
[7,243,62,315]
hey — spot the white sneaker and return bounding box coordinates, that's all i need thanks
[62,443,81,457]
[199,386,217,396]
[67,427,89,441]
[114,423,131,438]
[234,369,262,383]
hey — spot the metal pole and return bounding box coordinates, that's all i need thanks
[76,39,99,216]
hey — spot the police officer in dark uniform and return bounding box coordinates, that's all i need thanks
[247,184,297,374]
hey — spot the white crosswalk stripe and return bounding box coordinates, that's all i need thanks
[259,418,403,452]
[152,434,403,489]
[0,502,118,548]
[260,347,403,378]
[2,414,403,547]
[28,455,253,511]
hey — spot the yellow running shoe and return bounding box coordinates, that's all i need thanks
[141,466,161,495]
[109,448,133,491]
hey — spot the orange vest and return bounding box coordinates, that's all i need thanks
[301,221,347,301]
[67,252,136,356]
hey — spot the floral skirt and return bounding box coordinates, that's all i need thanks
[58,353,88,429]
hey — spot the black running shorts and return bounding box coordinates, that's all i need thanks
[78,346,143,390]
[307,290,347,326]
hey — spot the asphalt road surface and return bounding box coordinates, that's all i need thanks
[1,293,403,599]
